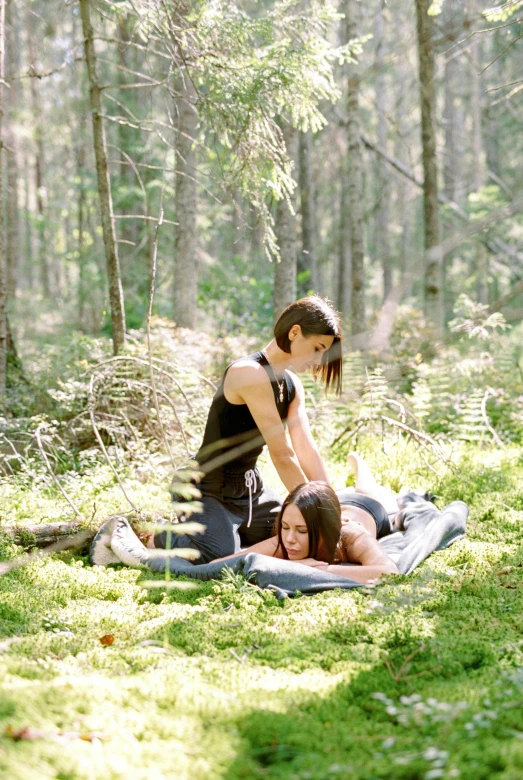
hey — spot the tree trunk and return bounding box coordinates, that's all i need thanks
[76,118,88,330]
[394,63,412,293]
[298,130,319,293]
[476,241,489,304]
[27,13,51,298]
[344,0,366,336]
[470,2,486,192]
[5,0,18,299]
[338,154,351,320]
[274,124,298,319]
[80,0,126,354]
[374,0,392,302]
[483,30,502,180]
[117,13,141,292]
[2,522,93,550]
[470,3,488,305]
[173,75,198,329]
[23,155,33,290]
[0,0,5,394]
[415,0,443,335]
[443,51,466,202]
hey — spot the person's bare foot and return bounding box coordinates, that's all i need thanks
[346,452,360,476]
[346,451,399,514]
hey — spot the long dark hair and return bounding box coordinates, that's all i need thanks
[275,482,342,564]
[274,295,343,395]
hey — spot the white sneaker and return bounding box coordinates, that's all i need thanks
[90,516,122,566]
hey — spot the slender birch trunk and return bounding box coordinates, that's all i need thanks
[344,0,366,336]
[23,155,33,290]
[80,0,126,354]
[394,64,411,292]
[27,12,50,298]
[374,0,392,301]
[338,154,352,320]
[76,117,88,330]
[443,52,465,202]
[5,0,18,298]
[274,124,298,319]
[415,0,443,335]
[471,0,488,303]
[173,73,198,329]
[298,130,319,293]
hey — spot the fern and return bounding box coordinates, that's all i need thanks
[343,352,366,396]
[411,378,432,429]
[360,368,388,421]
[454,388,488,443]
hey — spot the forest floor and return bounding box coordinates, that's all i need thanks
[1,329,523,779]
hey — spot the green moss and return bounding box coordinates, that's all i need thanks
[2,413,523,776]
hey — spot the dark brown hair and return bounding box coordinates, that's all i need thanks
[275,481,342,564]
[274,296,343,395]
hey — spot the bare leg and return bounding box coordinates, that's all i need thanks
[346,453,399,514]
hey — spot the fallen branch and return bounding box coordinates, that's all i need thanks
[330,419,367,448]
[381,415,450,462]
[2,522,93,549]
[0,530,94,576]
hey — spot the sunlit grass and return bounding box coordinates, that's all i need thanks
[1,442,523,778]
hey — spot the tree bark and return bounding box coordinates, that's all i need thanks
[117,13,142,293]
[5,0,18,298]
[0,0,5,394]
[338,154,352,320]
[443,54,457,202]
[344,0,366,336]
[173,74,198,329]
[80,0,126,354]
[298,130,319,293]
[3,522,94,550]
[470,0,486,192]
[443,52,465,202]
[393,61,412,294]
[415,0,443,336]
[274,123,298,320]
[476,241,489,304]
[23,155,33,290]
[27,12,51,298]
[76,118,88,330]
[374,0,392,302]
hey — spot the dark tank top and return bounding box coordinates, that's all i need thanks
[195,351,296,488]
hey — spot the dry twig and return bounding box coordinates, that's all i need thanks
[34,425,82,518]
[88,375,140,513]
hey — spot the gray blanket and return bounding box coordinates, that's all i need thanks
[91,495,468,598]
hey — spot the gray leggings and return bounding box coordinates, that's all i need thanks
[155,485,282,564]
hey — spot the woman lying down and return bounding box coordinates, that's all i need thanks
[211,480,398,584]
[92,455,413,584]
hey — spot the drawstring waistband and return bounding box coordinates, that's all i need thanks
[244,469,258,527]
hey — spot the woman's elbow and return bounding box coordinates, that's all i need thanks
[269,446,296,466]
[383,561,399,575]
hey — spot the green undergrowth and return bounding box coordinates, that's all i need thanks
[0,441,522,778]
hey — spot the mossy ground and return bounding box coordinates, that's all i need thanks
[1,439,523,779]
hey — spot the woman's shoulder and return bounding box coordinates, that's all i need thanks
[224,354,272,391]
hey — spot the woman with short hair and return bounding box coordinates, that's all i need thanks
[153,295,343,563]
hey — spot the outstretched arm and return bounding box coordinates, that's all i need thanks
[298,521,398,583]
[211,536,283,564]
[287,375,330,483]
